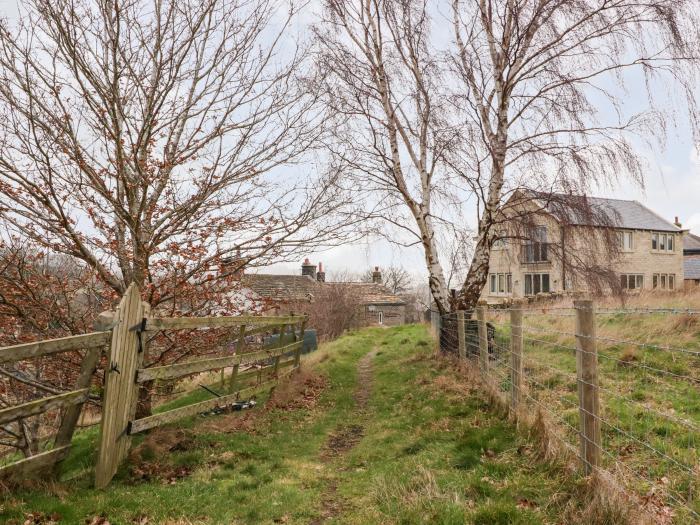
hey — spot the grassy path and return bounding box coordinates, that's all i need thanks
[2,325,582,524]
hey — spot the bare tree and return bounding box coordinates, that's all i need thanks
[315,0,459,314]
[450,0,700,309]
[317,0,699,313]
[304,281,365,340]
[361,265,412,294]
[0,0,357,314]
[0,238,108,458]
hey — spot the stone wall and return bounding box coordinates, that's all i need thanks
[364,304,406,326]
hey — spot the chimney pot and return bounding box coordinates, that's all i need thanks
[301,258,317,280]
[316,262,326,282]
[675,216,683,228]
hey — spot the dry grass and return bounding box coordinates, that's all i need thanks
[483,289,700,523]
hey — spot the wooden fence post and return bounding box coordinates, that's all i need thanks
[575,299,601,475]
[510,301,523,413]
[295,319,306,370]
[229,325,246,393]
[477,303,488,372]
[95,284,146,489]
[457,311,466,360]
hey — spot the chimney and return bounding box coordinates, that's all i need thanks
[222,249,245,279]
[316,262,326,282]
[301,258,317,280]
[372,266,382,284]
[675,216,683,228]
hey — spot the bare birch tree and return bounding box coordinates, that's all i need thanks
[315,0,459,313]
[450,0,700,309]
[318,0,699,313]
[0,0,356,314]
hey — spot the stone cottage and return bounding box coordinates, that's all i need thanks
[237,260,406,326]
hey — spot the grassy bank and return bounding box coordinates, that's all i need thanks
[2,325,583,524]
[487,291,700,522]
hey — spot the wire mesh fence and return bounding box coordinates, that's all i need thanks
[432,302,700,522]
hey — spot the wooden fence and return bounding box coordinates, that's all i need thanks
[0,284,307,489]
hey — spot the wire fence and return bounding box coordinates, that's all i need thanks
[432,302,700,522]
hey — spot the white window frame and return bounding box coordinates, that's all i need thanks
[620,274,644,290]
[652,273,676,290]
[618,231,633,251]
[652,232,675,253]
[524,273,550,296]
[378,311,384,325]
[489,273,512,296]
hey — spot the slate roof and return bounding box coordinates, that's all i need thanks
[332,282,407,306]
[241,274,406,306]
[538,195,681,232]
[684,233,700,253]
[684,255,700,280]
[241,274,318,302]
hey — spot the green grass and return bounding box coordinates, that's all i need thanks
[488,307,700,522]
[2,325,581,524]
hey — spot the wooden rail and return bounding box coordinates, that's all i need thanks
[0,282,308,489]
[128,376,285,435]
[135,342,301,383]
[0,330,109,484]
[0,332,110,364]
[145,315,302,331]
[0,389,89,426]
[0,446,71,480]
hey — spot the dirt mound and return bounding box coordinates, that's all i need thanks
[128,428,196,483]
[267,368,328,411]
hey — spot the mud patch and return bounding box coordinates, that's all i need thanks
[322,425,365,459]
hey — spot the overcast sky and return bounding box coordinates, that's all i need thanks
[1,0,697,280]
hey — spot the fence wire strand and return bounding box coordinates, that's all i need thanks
[434,304,700,520]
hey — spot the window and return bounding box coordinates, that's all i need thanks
[522,226,549,263]
[652,232,675,252]
[653,273,676,290]
[489,273,512,295]
[493,230,507,249]
[378,311,384,325]
[524,273,550,296]
[618,231,633,251]
[620,274,644,290]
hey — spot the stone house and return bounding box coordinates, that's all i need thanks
[481,196,686,302]
[683,232,700,288]
[238,260,406,326]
